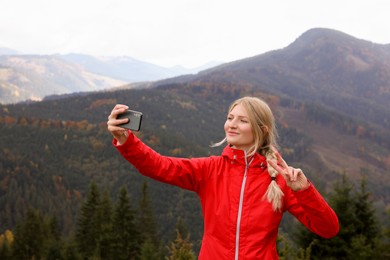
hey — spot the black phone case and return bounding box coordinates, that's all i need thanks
[117,110,143,131]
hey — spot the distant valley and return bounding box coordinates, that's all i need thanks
[0,50,222,104]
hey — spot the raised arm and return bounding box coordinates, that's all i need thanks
[269,152,339,238]
[107,104,211,192]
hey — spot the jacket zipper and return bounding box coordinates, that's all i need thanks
[235,154,253,260]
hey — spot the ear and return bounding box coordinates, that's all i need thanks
[261,126,268,135]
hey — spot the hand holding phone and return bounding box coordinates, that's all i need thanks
[117,109,143,131]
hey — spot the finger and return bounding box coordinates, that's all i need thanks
[114,104,129,110]
[290,167,304,182]
[112,107,128,118]
[268,160,293,184]
[108,104,129,120]
[276,152,289,170]
[283,166,292,182]
[295,168,305,182]
[107,124,128,135]
[293,167,303,182]
[107,118,129,127]
[269,161,291,183]
[274,153,291,181]
[108,116,130,131]
[268,159,287,176]
[291,168,299,182]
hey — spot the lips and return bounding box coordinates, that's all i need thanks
[227,131,239,136]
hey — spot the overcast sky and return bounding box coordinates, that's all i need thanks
[1,0,389,68]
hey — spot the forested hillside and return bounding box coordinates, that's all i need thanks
[1,83,389,257]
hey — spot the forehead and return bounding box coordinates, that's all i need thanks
[229,103,249,116]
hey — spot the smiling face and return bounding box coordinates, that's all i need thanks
[224,103,255,151]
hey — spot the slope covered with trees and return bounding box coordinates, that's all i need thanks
[0,83,389,258]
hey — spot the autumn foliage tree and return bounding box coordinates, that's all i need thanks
[0,229,13,259]
[166,217,196,260]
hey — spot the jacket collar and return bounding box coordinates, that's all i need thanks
[222,145,267,168]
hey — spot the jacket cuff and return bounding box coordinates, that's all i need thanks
[112,130,135,148]
[293,182,324,205]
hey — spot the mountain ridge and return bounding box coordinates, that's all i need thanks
[0,51,222,104]
[152,28,390,129]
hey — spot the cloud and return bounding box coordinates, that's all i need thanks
[1,0,389,67]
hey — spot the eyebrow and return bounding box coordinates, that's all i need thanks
[228,113,249,119]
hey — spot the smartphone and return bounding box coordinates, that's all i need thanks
[117,109,143,131]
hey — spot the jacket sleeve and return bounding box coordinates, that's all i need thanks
[113,131,211,193]
[284,183,339,238]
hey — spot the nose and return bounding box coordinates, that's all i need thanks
[229,120,238,129]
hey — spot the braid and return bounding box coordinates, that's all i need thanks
[263,148,284,212]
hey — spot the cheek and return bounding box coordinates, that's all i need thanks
[244,126,254,137]
[224,121,229,131]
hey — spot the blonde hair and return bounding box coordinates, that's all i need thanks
[213,96,284,211]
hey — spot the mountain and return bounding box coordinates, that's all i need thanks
[149,27,390,197]
[0,55,127,104]
[60,53,218,82]
[158,28,390,114]
[0,51,223,104]
[0,47,20,55]
[0,28,389,243]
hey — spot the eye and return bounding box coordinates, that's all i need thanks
[241,119,248,123]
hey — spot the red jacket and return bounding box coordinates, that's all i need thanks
[114,133,339,259]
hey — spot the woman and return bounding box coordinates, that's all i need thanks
[107,96,339,259]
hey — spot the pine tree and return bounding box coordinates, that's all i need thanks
[384,208,390,258]
[346,176,381,259]
[295,172,388,259]
[99,190,114,259]
[295,172,357,259]
[13,209,44,259]
[63,238,82,260]
[0,237,11,260]
[45,216,63,260]
[0,242,11,260]
[387,208,390,240]
[277,230,314,260]
[276,233,292,259]
[175,217,189,240]
[138,181,159,247]
[166,217,196,260]
[46,242,63,260]
[328,173,359,257]
[139,238,161,260]
[354,177,379,239]
[112,186,140,259]
[13,209,59,259]
[76,181,101,258]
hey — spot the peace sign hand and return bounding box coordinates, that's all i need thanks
[267,152,310,191]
